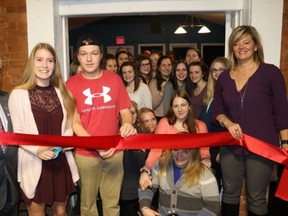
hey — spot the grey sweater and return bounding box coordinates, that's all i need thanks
[139,161,220,216]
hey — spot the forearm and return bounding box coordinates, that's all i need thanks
[120,109,133,125]
[144,149,163,170]
[72,112,90,136]
[216,114,233,128]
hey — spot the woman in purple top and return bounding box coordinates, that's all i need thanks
[211,25,288,216]
[189,61,209,118]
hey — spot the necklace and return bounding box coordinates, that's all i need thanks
[239,80,249,110]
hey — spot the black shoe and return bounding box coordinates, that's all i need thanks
[221,202,239,216]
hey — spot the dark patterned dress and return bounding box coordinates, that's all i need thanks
[20,85,75,206]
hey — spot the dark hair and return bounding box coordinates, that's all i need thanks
[185,47,203,61]
[166,90,196,133]
[101,53,116,70]
[155,55,173,91]
[136,54,152,84]
[76,34,102,52]
[188,61,209,82]
[170,59,193,94]
[119,61,140,92]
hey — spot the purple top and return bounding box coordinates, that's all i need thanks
[211,63,288,154]
[191,84,207,118]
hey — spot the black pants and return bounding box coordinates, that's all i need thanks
[0,180,18,216]
[119,199,139,216]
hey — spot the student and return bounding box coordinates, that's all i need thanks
[163,59,193,114]
[136,55,153,85]
[120,102,151,216]
[148,55,173,121]
[185,47,202,65]
[119,61,152,109]
[199,56,229,191]
[189,61,209,118]
[137,107,158,133]
[101,53,118,73]
[116,50,129,70]
[149,52,161,78]
[8,43,89,216]
[138,148,220,216]
[139,90,211,191]
[66,34,136,216]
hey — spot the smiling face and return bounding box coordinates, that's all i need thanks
[33,48,55,86]
[121,65,135,84]
[158,58,172,79]
[140,59,151,75]
[210,62,225,80]
[233,34,257,63]
[140,111,157,133]
[117,52,129,67]
[189,65,203,84]
[175,62,188,81]
[106,58,117,73]
[185,49,201,65]
[172,96,190,122]
[172,149,191,168]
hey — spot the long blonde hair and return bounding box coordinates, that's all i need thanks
[15,43,76,124]
[203,57,229,105]
[159,149,206,187]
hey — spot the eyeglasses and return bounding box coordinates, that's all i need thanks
[141,63,150,67]
[211,68,225,73]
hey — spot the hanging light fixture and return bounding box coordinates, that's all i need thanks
[198,26,211,33]
[174,26,187,34]
[174,15,211,34]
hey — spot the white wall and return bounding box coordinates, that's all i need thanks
[25,0,283,78]
[250,0,284,66]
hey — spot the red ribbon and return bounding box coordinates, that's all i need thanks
[0,131,287,200]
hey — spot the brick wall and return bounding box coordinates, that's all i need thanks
[281,0,288,96]
[0,0,27,93]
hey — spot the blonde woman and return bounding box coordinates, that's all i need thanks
[8,43,89,216]
[138,148,220,216]
[199,56,229,191]
[212,25,288,216]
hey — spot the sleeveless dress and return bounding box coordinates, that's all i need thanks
[20,85,75,206]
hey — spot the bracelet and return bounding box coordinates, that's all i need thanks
[280,140,288,145]
[140,167,151,175]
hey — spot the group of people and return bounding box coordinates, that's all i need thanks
[1,25,288,216]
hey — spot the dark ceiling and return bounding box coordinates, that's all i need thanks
[68,13,225,30]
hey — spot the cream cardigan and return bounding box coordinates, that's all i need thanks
[8,88,79,199]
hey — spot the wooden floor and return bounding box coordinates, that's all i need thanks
[239,179,247,216]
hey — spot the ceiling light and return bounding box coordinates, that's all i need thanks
[174,26,187,34]
[198,26,211,33]
[174,15,211,34]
